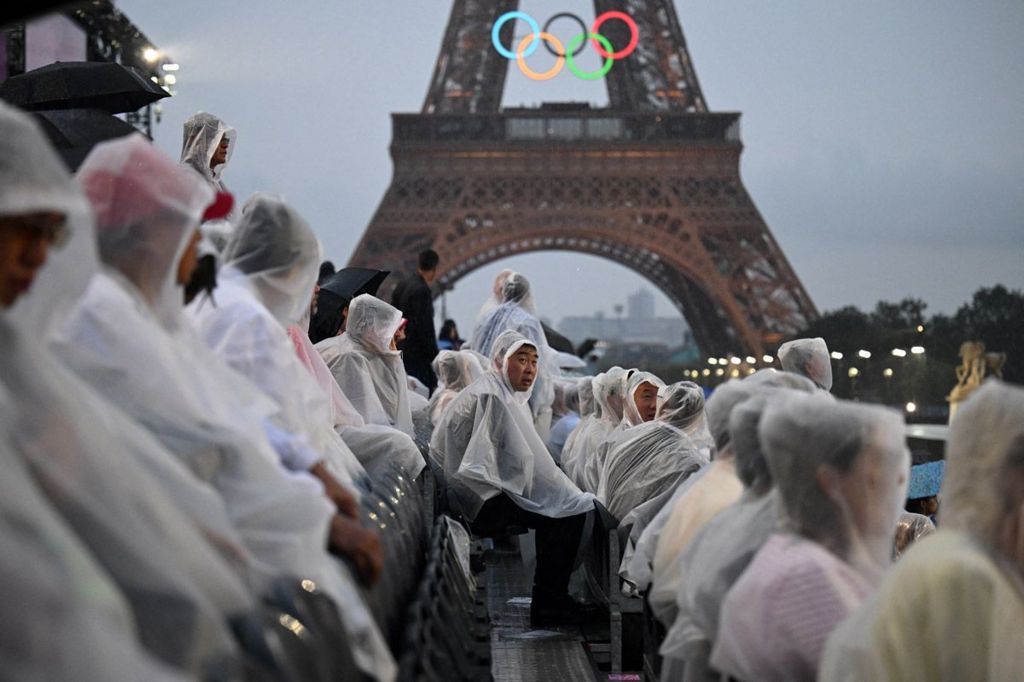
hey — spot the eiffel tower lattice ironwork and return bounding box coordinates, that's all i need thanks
[347,0,817,357]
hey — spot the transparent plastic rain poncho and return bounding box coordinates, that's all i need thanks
[469,267,514,334]
[778,336,833,391]
[428,349,485,426]
[820,380,1024,682]
[1,126,251,672]
[289,322,425,479]
[597,381,710,523]
[711,393,909,682]
[584,370,665,494]
[51,140,394,680]
[571,367,628,489]
[892,511,935,560]
[187,194,368,484]
[429,330,595,520]
[180,112,237,251]
[468,272,556,423]
[547,378,582,463]
[316,294,416,437]
[560,376,600,480]
[659,382,816,670]
[0,392,188,682]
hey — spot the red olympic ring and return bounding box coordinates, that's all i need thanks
[590,11,639,60]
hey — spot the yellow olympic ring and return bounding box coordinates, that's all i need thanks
[515,32,565,81]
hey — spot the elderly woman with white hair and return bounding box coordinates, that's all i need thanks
[820,380,1024,681]
[711,393,910,682]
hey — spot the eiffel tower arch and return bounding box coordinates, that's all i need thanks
[348,0,817,357]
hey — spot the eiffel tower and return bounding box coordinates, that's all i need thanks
[347,0,817,357]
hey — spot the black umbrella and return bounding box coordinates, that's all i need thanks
[321,268,390,301]
[542,321,576,354]
[0,61,169,114]
[30,107,139,171]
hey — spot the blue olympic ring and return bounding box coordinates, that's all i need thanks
[491,11,541,60]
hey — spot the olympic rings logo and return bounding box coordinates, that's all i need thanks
[491,11,639,81]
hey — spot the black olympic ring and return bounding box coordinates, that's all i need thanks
[541,13,589,59]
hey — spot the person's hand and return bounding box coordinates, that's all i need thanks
[329,515,383,587]
[309,461,360,519]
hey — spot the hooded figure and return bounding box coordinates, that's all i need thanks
[547,378,582,463]
[659,373,817,681]
[428,349,484,426]
[188,194,368,485]
[621,367,798,595]
[288,315,426,480]
[180,112,237,252]
[2,122,252,674]
[560,376,599,482]
[316,294,417,438]
[778,337,833,391]
[469,272,558,438]
[570,367,628,489]
[648,378,756,623]
[586,370,667,495]
[711,394,909,682]
[820,380,1024,682]
[53,138,394,681]
[430,330,596,625]
[598,381,711,523]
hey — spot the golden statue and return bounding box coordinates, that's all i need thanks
[948,341,1006,420]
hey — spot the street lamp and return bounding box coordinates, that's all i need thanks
[848,367,860,378]
[708,358,717,365]
[762,354,774,364]
[830,351,844,360]
[905,401,917,413]
[910,346,925,355]
[143,47,159,62]
[891,348,907,358]
[857,350,872,359]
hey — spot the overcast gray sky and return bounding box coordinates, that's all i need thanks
[118,0,1024,335]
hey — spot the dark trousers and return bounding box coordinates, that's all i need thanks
[471,494,587,603]
[403,353,437,393]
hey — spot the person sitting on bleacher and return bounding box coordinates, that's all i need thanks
[430,330,597,626]
[597,381,711,525]
[428,349,484,427]
[558,376,598,479]
[567,367,627,488]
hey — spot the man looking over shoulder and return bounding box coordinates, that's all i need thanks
[391,248,440,392]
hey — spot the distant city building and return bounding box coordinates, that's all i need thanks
[558,287,694,349]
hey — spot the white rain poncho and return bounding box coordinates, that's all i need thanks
[598,381,710,523]
[560,376,600,482]
[429,330,595,520]
[180,111,237,251]
[51,139,394,680]
[574,367,629,491]
[428,349,484,426]
[820,380,1024,682]
[290,322,425,479]
[1,125,251,673]
[188,195,369,484]
[0,392,188,682]
[778,336,833,391]
[547,378,582,463]
[711,393,910,682]
[469,272,557,429]
[317,294,417,437]
[659,381,816,673]
[470,267,514,334]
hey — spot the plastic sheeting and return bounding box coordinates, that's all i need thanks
[180,112,236,251]
[559,376,599,483]
[710,393,910,681]
[597,382,709,522]
[892,511,935,560]
[52,142,394,680]
[316,294,416,438]
[778,337,833,391]
[820,381,1024,682]
[576,367,631,492]
[430,330,595,520]
[289,324,425,479]
[428,349,484,426]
